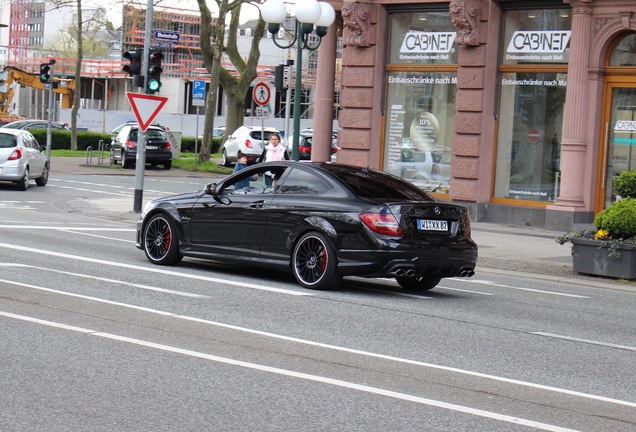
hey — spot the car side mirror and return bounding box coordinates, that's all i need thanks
[205,183,217,196]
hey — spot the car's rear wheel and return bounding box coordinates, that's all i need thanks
[221,149,231,167]
[35,163,48,186]
[163,161,172,169]
[292,232,341,290]
[396,276,441,292]
[143,214,183,265]
[122,150,132,169]
[16,168,29,191]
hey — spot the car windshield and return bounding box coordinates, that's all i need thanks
[0,134,16,148]
[249,130,276,140]
[325,165,433,201]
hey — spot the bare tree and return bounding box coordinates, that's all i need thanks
[195,0,265,163]
[49,1,112,150]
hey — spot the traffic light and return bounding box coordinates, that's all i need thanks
[146,51,163,94]
[39,63,51,83]
[122,49,142,76]
[274,64,285,90]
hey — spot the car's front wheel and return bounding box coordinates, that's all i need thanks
[35,163,49,186]
[143,214,183,265]
[292,232,341,290]
[396,275,441,292]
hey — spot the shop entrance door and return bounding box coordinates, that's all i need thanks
[597,84,636,212]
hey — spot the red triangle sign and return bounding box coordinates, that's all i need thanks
[127,93,168,131]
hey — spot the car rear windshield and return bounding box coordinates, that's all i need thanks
[249,131,276,140]
[0,134,16,148]
[326,166,434,201]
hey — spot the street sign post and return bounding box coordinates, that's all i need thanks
[253,82,271,106]
[126,92,169,213]
[127,92,168,131]
[192,80,206,170]
[192,80,206,107]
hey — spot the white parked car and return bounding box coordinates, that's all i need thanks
[221,125,280,166]
[0,128,48,190]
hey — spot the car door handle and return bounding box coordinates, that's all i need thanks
[249,200,265,208]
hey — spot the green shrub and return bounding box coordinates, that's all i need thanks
[614,170,636,198]
[594,197,636,238]
[180,136,222,154]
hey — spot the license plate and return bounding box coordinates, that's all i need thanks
[417,219,448,231]
[146,146,158,150]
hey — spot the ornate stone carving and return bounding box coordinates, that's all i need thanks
[449,0,481,46]
[594,17,612,34]
[342,1,370,48]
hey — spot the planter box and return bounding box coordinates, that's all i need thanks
[571,238,636,279]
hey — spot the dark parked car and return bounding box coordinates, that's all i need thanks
[110,125,172,169]
[297,130,339,161]
[136,162,477,291]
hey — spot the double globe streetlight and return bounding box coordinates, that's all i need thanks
[260,0,335,161]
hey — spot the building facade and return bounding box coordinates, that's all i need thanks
[317,0,636,231]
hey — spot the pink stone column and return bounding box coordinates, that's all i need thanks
[312,23,338,162]
[551,2,593,210]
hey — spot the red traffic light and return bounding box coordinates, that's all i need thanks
[123,50,142,76]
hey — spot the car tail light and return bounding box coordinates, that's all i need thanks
[360,212,403,237]
[125,140,137,149]
[8,148,22,160]
[244,139,252,149]
[299,145,311,153]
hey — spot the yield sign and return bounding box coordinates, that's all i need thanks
[126,92,168,131]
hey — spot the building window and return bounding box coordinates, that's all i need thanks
[493,7,571,203]
[383,10,457,194]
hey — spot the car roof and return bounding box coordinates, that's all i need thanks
[0,128,29,136]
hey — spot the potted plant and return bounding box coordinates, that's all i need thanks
[556,170,636,279]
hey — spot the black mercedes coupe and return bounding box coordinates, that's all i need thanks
[136,162,477,291]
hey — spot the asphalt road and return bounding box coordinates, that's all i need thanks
[0,170,634,431]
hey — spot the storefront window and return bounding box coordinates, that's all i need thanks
[502,9,571,65]
[494,7,571,203]
[384,11,457,193]
[494,72,566,201]
[609,33,636,66]
[388,12,458,65]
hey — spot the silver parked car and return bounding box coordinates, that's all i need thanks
[0,129,49,190]
[221,125,281,166]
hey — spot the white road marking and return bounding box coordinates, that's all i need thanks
[0,264,206,298]
[58,229,135,243]
[0,310,583,432]
[0,241,311,296]
[0,225,134,231]
[532,332,636,352]
[456,279,591,298]
[0,275,633,410]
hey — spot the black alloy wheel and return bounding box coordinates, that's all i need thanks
[396,275,441,292]
[143,214,183,265]
[292,232,341,290]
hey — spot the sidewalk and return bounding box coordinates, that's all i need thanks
[52,158,629,290]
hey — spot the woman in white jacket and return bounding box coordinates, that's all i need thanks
[258,132,289,186]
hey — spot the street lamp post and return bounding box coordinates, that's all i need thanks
[261,0,335,161]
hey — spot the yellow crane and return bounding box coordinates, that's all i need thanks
[0,66,75,120]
